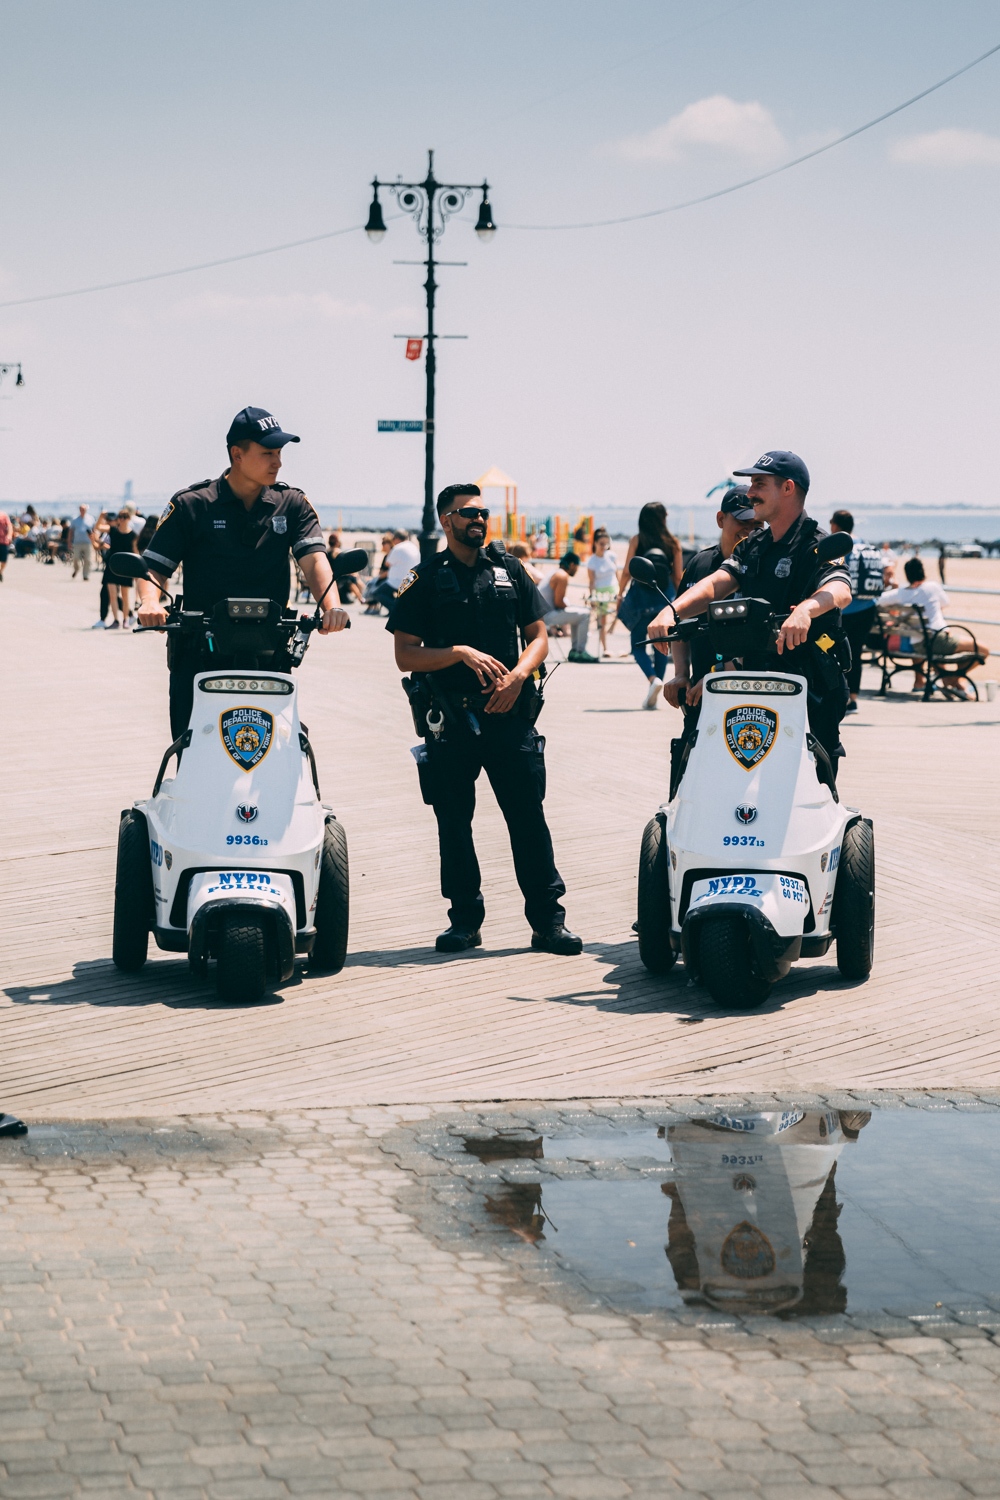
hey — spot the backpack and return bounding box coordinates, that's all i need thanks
[848,540,884,601]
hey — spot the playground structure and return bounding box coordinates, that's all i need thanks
[476,465,594,559]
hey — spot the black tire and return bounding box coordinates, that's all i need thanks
[637,816,677,974]
[698,913,772,1009]
[112,811,154,972]
[216,910,268,1004]
[311,819,350,974]
[833,820,875,979]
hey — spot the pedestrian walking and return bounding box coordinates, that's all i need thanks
[0,509,11,582]
[830,509,884,713]
[69,504,95,579]
[104,512,139,628]
[586,527,620,658]
[618,503,683,708]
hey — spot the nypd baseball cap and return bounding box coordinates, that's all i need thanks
[719,485,756,521]
[226,406,300,450]
[733,450,810,493]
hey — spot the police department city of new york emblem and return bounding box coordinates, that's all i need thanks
[220,708,274,771]
[723,705,778,770]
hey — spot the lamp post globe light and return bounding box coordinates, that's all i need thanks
[0,362,25,388]
[366,150,495,561]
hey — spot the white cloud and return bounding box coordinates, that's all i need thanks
[890,128,1000,167]
[612,95,787,164]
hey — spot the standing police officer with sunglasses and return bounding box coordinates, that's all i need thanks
[389,483,582,956]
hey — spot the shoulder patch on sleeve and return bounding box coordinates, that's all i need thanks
[396,568,419,597]
[155,501,175,530]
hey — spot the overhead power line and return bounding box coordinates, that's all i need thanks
[504,39,1000,230]
[0,224,364,311]
[1,39,998,309]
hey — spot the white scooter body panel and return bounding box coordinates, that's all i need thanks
[666,671,853,939]
[136,670,325,946]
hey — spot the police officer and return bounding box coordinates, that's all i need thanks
[649,451,853,777]
[136,407,348,737]
[662,486,761,712]
[389,482,582,955]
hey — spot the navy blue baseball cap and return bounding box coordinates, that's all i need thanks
[719,485,756,521]
[226,406,300,450]
[733,450,810,493]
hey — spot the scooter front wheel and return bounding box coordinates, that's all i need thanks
[216,910,268,1004]
[698,914,772,1010]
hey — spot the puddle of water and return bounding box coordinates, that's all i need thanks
[469,1107,1000,1320]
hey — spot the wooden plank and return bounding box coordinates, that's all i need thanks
[1,555,999,1115]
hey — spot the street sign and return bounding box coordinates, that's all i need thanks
[377,420,424,432]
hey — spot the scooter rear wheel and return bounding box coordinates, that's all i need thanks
[216,910,267,1004]
[698,913,772,1009]
[637,816,676,974]
[833,819,875,979]
[112,810,153,972]
[311,818,350,974]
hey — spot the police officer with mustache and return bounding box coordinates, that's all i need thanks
[389,483,582,955]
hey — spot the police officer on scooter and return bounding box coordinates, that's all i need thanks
[662,486,761,713]
[136,407,348,737]
[648,451,853,777]
[389,482,582,955]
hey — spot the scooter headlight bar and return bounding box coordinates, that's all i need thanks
[199,676,293,695]
[705,677,802,695]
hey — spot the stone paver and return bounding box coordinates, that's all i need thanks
[2,1104,1000,1498]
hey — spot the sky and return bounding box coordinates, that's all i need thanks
[1,0,999,519]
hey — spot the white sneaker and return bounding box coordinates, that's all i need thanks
[91,619,108,629]
[643,679,662,709]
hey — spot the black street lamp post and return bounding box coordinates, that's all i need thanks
[0,362,24,388]
[366,150,495,561]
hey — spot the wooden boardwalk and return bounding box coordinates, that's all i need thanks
[2,557,999,1117]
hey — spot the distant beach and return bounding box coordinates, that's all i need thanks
[317,505,1000,547]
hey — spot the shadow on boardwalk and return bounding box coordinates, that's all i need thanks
[3,959,286,1010]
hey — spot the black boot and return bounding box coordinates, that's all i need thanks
[531,924,583,955]
[435,925,482,954]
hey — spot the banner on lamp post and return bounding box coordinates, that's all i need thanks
[405,338,423,361]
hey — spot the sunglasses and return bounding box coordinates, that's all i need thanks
[452,506,490,522]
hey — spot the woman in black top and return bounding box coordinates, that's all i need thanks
[618,502,683,708]
[104,511,138,629]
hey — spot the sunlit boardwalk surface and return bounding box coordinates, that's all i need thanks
[2,559,999,1117]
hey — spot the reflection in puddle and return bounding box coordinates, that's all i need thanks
[471,1107,1000,1320]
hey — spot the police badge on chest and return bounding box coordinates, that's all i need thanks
[271,515,287,534]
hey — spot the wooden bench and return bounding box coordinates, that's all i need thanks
[872,601,987,701]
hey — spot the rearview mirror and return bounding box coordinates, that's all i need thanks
[109,552,151,581]
[628,556,657,584]
[334,547,369,579]
[815,532,852,562]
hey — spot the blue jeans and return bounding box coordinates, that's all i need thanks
[631,602,671,680]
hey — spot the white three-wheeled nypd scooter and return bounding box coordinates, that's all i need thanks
[629,538,874,1009]
[108,549,367,1002]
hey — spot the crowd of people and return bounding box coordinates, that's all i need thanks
[0,501,150,626]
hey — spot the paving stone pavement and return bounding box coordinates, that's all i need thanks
[3,1101,1000,1499]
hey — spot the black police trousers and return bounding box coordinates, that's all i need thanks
[418,713,567,934]
[168,656,203,741]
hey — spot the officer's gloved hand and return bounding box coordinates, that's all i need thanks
[319,607,350,634]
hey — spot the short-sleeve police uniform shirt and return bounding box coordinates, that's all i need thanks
[143,474,326,612]
[677,542,724,685]
[388,548,547,695]
[718,511,851,672]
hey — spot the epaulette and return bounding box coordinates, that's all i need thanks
[185,479,213,492]
[272,481,290,491]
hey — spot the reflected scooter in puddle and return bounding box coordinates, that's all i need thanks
[664,1108,870,1316]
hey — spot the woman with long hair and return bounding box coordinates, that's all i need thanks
[618,503,684,707]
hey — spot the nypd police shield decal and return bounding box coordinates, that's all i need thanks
[724,704,778,769]
[220,707,274,771]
